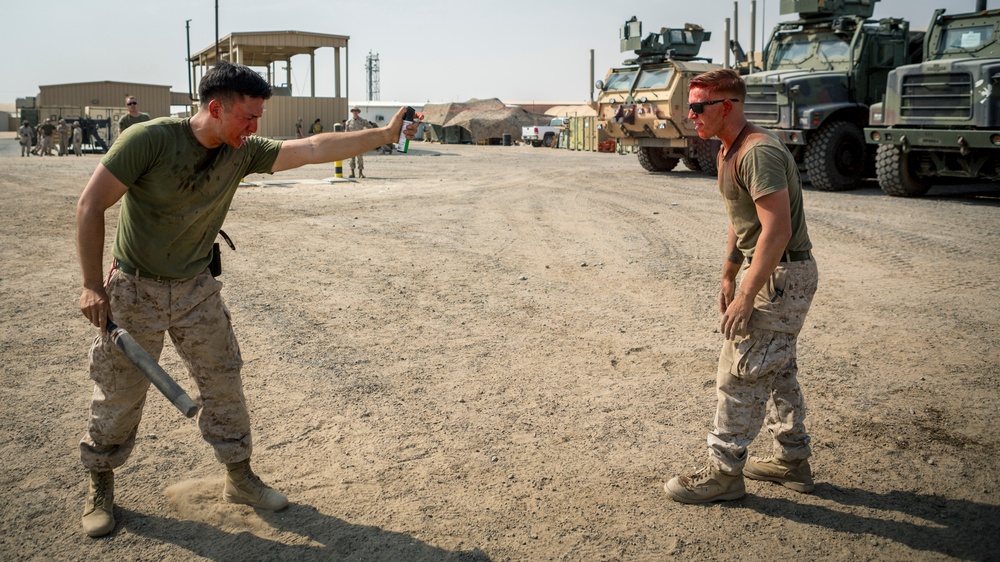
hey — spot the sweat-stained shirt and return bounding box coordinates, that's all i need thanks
[101,117,282,278]
[717,122,811,259]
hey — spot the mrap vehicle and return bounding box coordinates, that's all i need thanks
[591,17,722,175]
[742,0,923,191]
[866,1,1000,196]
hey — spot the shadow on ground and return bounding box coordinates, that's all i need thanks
[745,484,1000,560]
[114,504,490,562]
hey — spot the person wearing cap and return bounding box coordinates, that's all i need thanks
[72,122,84,157]
[118,96,151,137]
[57,119,72,156]
[345,107,372,178]
[18,120,33,157]
[310,118,323,135]
[38,118,56,156]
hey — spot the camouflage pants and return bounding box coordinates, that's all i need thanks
[350,153,364,171]
[708,258,818,474]
[80,269,250,471]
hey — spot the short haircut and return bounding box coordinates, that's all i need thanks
[689,68,747,102]
[198,60,272,108]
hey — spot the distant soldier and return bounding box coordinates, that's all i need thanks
[118,96,151,137]
[310,118,323,135]
[38,118,56,156]
[345,107,372,178]
[57,119,72,156]
[72,122,84,156]
[295,117,303,138]
[18,120,33,157]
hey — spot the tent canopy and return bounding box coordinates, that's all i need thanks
[422,98,551,143]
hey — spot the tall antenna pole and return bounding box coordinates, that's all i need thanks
[215,0,220,61]
[365,51,380,101]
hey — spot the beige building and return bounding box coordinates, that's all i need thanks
[32,81,176,138]
[189,30,351,138]
[21,30,350,140]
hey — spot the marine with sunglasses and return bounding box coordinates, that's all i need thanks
[664,68,818,504]
[118,96,151,137]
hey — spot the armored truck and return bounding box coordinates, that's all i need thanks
[743,0,923,190]
[866,2,1000,196]
[591,18,722,174]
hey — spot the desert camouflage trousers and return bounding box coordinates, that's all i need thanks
[80,269,251,471]
[350,152,364,171]
[708,258,818,474]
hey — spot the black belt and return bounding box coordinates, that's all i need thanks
[746,250,812,265]
[115,260,180,281]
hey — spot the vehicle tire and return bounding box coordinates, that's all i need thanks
[543,133,555,148]
[682,155,702,172]
[875,143,931,197]
[694,139,721,176]
[531,140,542,147]
[638,147,679,172]
[804,121,866,191]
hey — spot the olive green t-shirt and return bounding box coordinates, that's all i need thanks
[119,113,151,133]
[717,123,811,258]
[102,117,282,278]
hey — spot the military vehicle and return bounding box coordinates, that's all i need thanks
[742,0,924,190]
[592,17,722,174]
[866,1,1000,196]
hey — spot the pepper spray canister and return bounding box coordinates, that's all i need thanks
[396,106,416,153]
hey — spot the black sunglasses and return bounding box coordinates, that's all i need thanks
[689,98,739,114]
[127,101,137,106]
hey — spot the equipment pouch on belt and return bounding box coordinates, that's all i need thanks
[210,230,236,277]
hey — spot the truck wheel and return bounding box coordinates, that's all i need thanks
[531,140,542,147]
[695,139,721,176]
[543,133,555,148]
[804,121,866,191]
[638,147,679,172]
[682,155,703,172]
[875,144,931,197]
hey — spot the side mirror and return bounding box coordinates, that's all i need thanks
[595,80,605,91]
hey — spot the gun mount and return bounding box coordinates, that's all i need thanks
[620,17,713,65]
[780,0,877,21]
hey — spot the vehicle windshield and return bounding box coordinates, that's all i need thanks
[604,70,637,91]
[772,37,853,69]
[939,25,993,53]
[635,67,674,89]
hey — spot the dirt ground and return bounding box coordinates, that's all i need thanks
[1,137,999,561]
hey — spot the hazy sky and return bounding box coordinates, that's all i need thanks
[2,0,991,106]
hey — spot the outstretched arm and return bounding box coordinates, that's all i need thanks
[272,107,419,172]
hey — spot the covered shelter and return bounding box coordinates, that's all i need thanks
[189,30,350,138]
[422,98,550,144]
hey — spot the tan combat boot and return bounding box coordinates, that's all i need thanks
[223,460,288,511]
[82,470,115,537]
[358,170,365,178]
[664,463,746,504]
[743,456,815,493]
